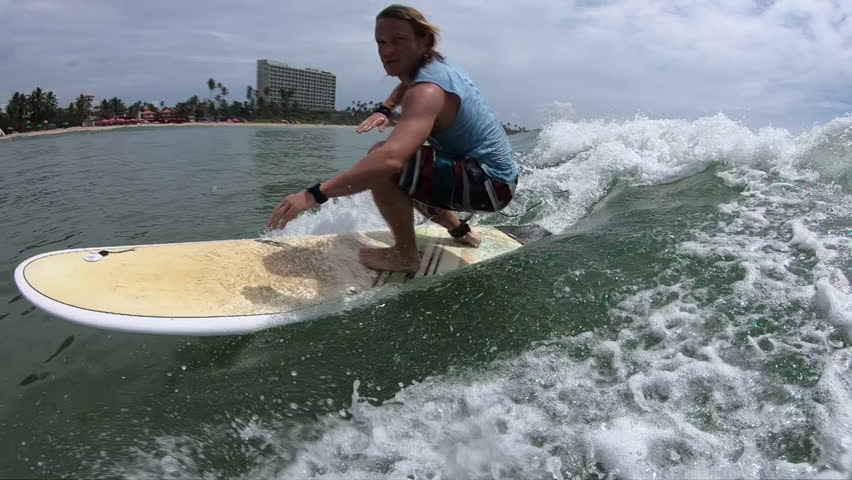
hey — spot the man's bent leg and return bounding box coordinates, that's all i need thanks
[359,176,421,273]
[414,204,482,248]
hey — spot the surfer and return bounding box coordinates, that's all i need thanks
[268,4,518,272]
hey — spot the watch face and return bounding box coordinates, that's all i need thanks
[308,184,327,203]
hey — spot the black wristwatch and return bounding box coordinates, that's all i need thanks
[306,183,328,204]
[374,104,394,119]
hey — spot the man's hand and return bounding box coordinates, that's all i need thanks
[356,112,389,133]
[267,190,317,230]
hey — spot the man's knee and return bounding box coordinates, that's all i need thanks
[367,141,409,187]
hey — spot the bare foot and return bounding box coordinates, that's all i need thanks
[359,247,421,272]
[358,245,391,257]
[453,230,481,248]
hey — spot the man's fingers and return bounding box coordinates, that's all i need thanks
[266,208,278,228]
[267,201,284,227]
[267,202,292,229]
[278,203,301,230]
[278,210,294,230]
[356,114,389,134]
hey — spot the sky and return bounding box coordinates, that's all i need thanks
[2,0,851,130]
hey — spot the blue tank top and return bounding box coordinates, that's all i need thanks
[412,58,518,184]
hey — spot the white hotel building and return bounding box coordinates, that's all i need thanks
[256,59,336,111]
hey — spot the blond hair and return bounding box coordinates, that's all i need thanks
[377,5,444,63]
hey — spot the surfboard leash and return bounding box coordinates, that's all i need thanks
[97,248,136,256]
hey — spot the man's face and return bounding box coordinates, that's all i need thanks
[375,18,427,78]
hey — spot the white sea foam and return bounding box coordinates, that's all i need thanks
[262,191,389,238]
[815,279,852,341]
[258,114,850,479]
[117,113,852,479]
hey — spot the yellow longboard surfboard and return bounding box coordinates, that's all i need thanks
[14,226,544,335]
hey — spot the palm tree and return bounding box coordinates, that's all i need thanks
[28,88,49,124]
[98,99,112,119]
[278,87,297,114]
[7,92,29,129]
[44,91,58,122]
[73,94,93,125]
[228,100,241,118]
[177,96,192,117]
[109,97,126,118]
[245,86,256,115]
[128,100,143,119]
[221,87,229,110]
[207,78,216,100]
[189,96,207,118]
[174,96,196,116]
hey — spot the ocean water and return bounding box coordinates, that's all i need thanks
[0,118,850,479]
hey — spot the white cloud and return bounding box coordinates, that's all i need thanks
[1,0,850,129]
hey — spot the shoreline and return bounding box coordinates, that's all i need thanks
[0,121,354,141]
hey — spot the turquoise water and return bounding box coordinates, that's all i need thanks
[1,119,851,479]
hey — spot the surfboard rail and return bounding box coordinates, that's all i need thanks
[14,225,547,336]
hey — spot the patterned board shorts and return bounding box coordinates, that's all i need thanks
[398,145,516,215]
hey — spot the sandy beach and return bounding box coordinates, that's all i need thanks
[0,121,353,141]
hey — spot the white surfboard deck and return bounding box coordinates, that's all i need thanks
[14,226,529,336]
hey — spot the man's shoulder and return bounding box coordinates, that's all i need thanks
[414,59,472,97]
[406,82,445,98]
[401,82,446,114]
[416,58,454,80]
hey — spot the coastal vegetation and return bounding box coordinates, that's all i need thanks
[2,79,528,134]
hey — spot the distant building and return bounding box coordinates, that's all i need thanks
[256,59,336,111]
[156,108,188,124]
[82,94,96,126]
